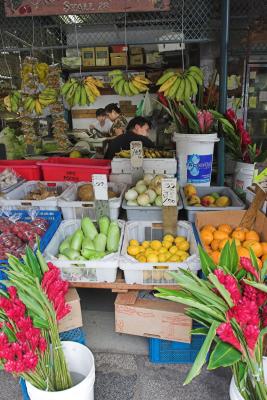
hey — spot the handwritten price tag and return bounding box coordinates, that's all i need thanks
[92,174,108,200]
[130,141,143,168]
[162,178,177,207]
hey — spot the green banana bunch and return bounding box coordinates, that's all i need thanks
[156,66,204,101]
[61,76,103,107]
[4,91,21,113]
[109,70,151,96]
[38,88,58,106]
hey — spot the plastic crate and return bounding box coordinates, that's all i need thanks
[149,324,206,364]
[180,186,245,223]
[38,157,111,182]
[0,181,74,210]
[20,328,86,400]
[44,219,124,283]
[59,182,127,220]
[111,157,177,175]
[0,160,42,181]
[122,198,183,221]
[0,209,62,265]
[120,220,200,285]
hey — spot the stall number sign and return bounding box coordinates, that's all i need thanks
[92,174,108,200]
[162,178,177,207]
[130,141,143,168]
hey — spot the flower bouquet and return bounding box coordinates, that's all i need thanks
[0,246,72,392]
[155,242,267,400]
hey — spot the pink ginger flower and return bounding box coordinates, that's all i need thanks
[227,297,260,326]
[243,282,267,307]
[197,110,213,133]
[243,324,260,352]
[225,108,237,124]
[7,287,17,299]
[262,305,267,327]
[38,337,47,353]
[240,257,259,281]
[214,269,241,305]
[217,322,241,352]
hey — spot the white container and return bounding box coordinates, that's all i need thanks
[120,220,200,285]
[26,341,95,400]
[173,133,219,186]
[0,181,73,210]
[44,219,124,283]
[122,198,183,221]
[59,182,127,220]
[234,161,256,191]
[111,157,177,175]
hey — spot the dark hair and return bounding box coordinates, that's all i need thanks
[96,108,106,118]
[126,116,152,133]
[105,103,121,114]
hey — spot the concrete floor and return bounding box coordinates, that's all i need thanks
[0,289,231,400]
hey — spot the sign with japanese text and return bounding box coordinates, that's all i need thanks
[161,178,177,207]
[5,0,170,17]
[130,141,143,169]
[92,174,108,200]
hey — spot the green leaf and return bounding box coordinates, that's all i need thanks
[242,279,267,293]
[219,241,231,271]
[184,321,219,385]
[208,273,234,308]
[31,315,49,329]
[249,248,260,275]
[230,241,239,274]
[235,269,247,280]
[3,324,16,342]
[208,341,241,369]
[25,247,42,281]
[198,245,216,277]
[192,327,209,336]
[261,259,267,281]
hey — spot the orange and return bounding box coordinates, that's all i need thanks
[237,246,250,258]
[213,230,229,241]
[243,240,263,257]
[218,224,232,234]
[211,239,220,251]
[261,242,267,255]
[243,240,255,249]
[219,238,230,251]
[200,230,213,245]
[203,244,212,254]
[211,251,221,264]
[202,224,216,233]
[232,229,246,242]
[256,258,263,269]
[235,227,249,232]
[245,230,260,242]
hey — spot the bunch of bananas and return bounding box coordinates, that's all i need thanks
[156,66,204,101]
[23,88,58,115]
[35,63,49,84]
[109,70,151,96]
[4,91,21,113]
[115,149,173,159]
[61,77,104,107]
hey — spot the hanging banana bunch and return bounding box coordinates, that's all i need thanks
[109,70,151,96]
[61,76,104,107]
[156,66,204,101]
[34,63,49,84]
[23,88,58,115]
[3,91,21,113]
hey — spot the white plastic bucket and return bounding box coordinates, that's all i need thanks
[26,341,95,400]
[233,161,256,191]
[173,133,219,186]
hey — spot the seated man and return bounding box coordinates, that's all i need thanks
[90,108,112,136]
[104,116,154,159]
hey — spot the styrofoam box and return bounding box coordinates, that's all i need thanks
[0,181,74,210]
[44,219,125,283]
[111,158,177,175]
[120,220,200,285]
[180,186,246,223]
[245,187,267,213]
[122,198,183,221]
[59,182,127,220]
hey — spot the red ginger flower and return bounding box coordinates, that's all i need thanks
[243,282,267,307]
[217,323,241,352]
[214,269,242,305]
[225,108,237,124]
[240,257,259,281]
[227,297,260,327]
[243,324,260,351]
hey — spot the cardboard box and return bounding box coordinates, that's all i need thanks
[110,52,127,66]
[146,52,162,64]
[58,288,83,333]
[81,47,95,67]
[115,291,192,342]
[95,46,109,66]
[130,46,144,55]
[130,54,144,65]
[61,57,81,69]
[66,48,80,57]
[111,45,128,53]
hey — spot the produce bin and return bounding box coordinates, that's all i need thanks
[0,181,74,210]
[43,219,125,283]
[122,198,183,221]
[180,186,245,222]
[0,209,62,265]
[111,157,177,175]
[59,182,127,220]
[120,220,200,285]
[38,157,111,182]
[0,160,42,181]
[149,323,206,364]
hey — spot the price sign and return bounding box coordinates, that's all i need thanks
[92,174,108,200]
[130,141,143,168]
[162,178,177,207]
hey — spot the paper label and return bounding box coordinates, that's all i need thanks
[187,154,212,184]
[249,96,257,108]
[162,178,177,206]
[130,141,143,168]
[250,71,257,79]
[259,91,267,102]
[92,174,108,200]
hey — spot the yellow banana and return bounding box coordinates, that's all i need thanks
[85,82,100,97]
[129,80,140,95]
[167,76,181,99]
[132,75,151,85]
[35,99,43,115]
[80,86,87,106]
[84,85,96,104]
[176,78,185,101]
[159,75,178,93]
[157,71,175,85]
[131,80,148,92]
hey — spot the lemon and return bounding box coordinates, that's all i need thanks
[127,245,141,256]
[178,241,190,251]
[175,236,186,245]
[142,241,150,249]
[162,241,172,249]
[169,255,180,262]
[180,252,189,261]
[136,255,147,263]
[150,240,162,250]
[147,254,159,263]
[159,247,168,254]
[163,234,174,242]
[158,253,168,262]
[145,248,154,256]
[169,245,178,255]
[130,239,139,247]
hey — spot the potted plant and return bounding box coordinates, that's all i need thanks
[155,243,267,400]
[0,247,95,400]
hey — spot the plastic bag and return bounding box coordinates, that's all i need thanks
[141,91,154,117]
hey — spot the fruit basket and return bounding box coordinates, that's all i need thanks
[180,185,245,222]
[0,181,74,210]
[43,219,125,283]
[120,220,200,285]
[59,182,127,220]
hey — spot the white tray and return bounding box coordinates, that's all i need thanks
[111,157,177,175]
[44,219,125,283]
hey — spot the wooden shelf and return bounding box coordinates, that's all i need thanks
[62,64,162,74]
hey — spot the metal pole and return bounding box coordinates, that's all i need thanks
[217,0,230,186]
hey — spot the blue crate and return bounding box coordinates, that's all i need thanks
[20,328,87,400]
[149,324,206,364]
